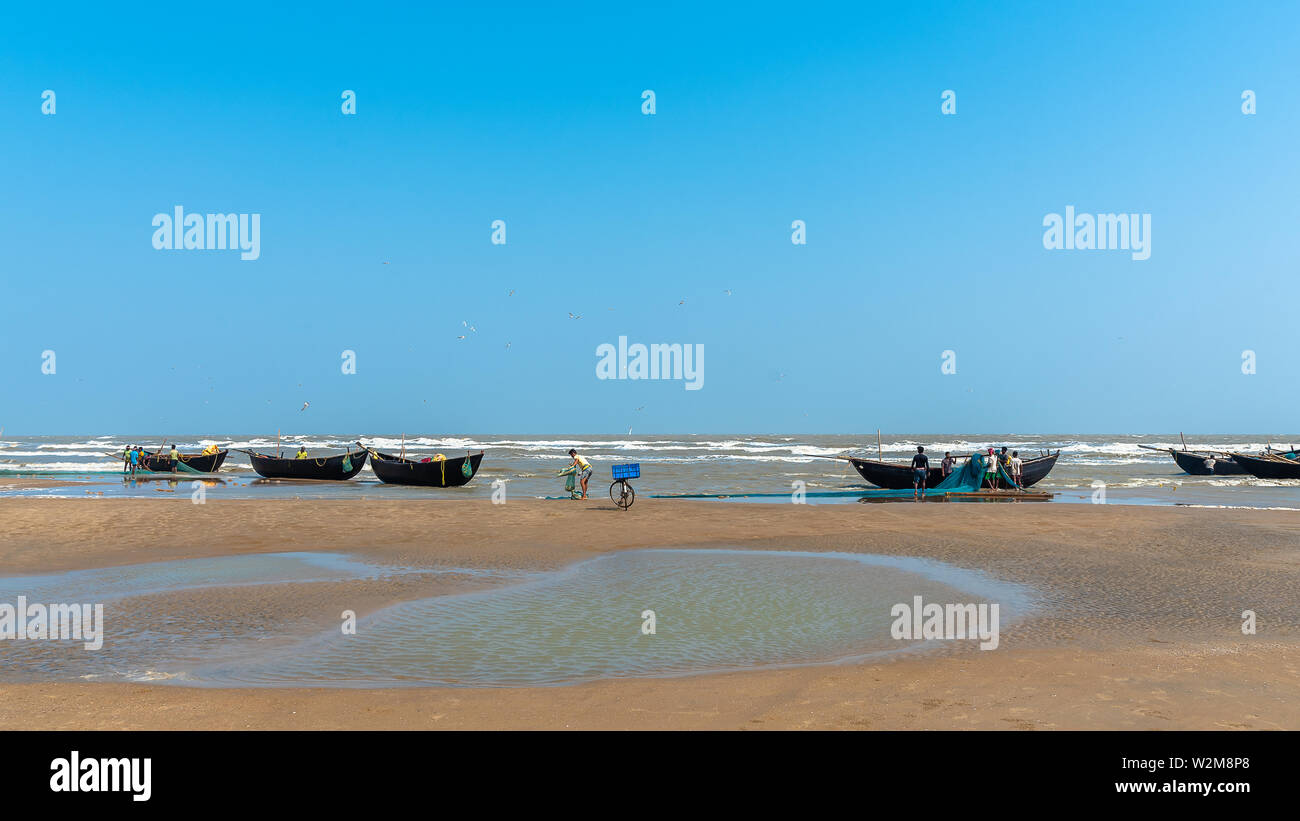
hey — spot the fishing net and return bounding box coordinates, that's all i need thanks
[932,452,1019,491]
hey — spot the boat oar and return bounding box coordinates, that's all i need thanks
[355,441,382,460]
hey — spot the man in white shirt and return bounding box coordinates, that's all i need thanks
[1009,451,1023,487]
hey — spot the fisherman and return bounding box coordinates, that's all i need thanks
[1203,454,1216,473]
[127,445,139,476]
[911,446,929,499]
[985,447,1000,490]
[1010,450,1023,487]
[122,445,132,474]
[296,446,308,460]
[567,448,592,500]
[941,451,955,477]
[169,444,181,472]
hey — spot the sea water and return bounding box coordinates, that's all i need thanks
[2,433,1298,507]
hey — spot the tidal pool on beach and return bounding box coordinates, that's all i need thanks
[0,549,1036,688]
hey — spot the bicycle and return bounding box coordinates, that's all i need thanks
[610,463,639,510]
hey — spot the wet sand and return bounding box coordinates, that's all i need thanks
[0,498,1296,729]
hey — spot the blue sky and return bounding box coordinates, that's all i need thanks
[2,1,1297,435]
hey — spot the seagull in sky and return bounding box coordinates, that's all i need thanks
[300,402,309,412]
[568,312,581,320]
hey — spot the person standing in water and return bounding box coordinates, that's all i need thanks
[911,446,929,499]
[568,448,592,500]
[941,451,955,478]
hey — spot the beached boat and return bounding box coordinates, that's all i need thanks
[363,445,484,487]
[843,451,1059,489]
[1137,445,1246,476]
[1230,450,1300,480]
[141,448,228,473]
[244,448,368,481]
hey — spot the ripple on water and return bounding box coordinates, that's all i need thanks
[192,549,1037,688]
[0,549,1035,688]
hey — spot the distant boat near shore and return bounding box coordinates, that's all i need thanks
[243,447,368,481]
[361,444,485,487]
[1137,444,1245,476]
[841,451,1060,490]
[141,448,228,474]
[1229,450,1300,480]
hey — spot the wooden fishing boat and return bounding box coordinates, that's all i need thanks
[244,447,368,481]
[361,444,484,487]
[1230,450,1300,480]
[140,448,228,473]
[843,450,1059,489]
[1137,444,1246,476]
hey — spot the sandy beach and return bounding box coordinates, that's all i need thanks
[1,497,1297,730]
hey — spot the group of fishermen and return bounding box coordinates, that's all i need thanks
[121,442,220,475]
[909,445,1025,499]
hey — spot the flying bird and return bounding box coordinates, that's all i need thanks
[507,289,515,296]
[300,402,309,412]
[568,312,581,320]
[505,342,511,349]
[678,299,686,306]
[723,289,732,296]
[457,335,466,340]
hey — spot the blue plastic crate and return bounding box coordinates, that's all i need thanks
[611,463,640,480]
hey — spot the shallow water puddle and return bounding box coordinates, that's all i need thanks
[196,549,1035,687]
[0,552,437,603]
[0,549,1035,687]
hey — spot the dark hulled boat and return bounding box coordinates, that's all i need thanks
[365,446,485,487]
[845,451,1060,489]
[246,448,368,481]
[1230,451,1300,480]
[1168,449,1245,476]
[141,448,229,473]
